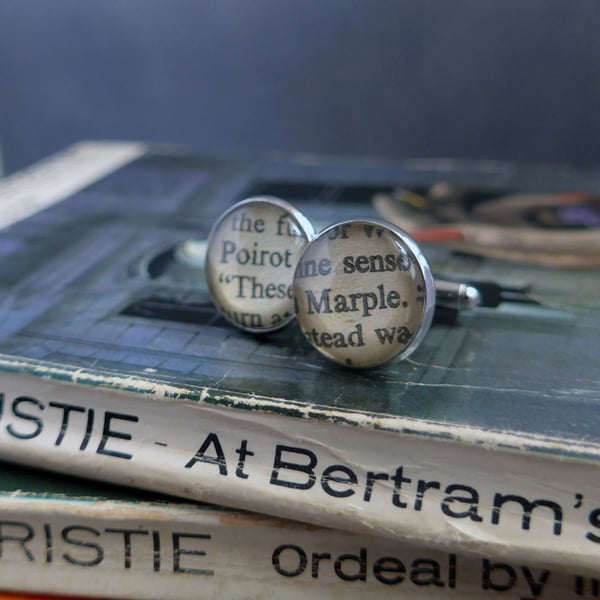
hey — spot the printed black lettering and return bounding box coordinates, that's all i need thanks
[362,224,382,238]
[586,508,600,543]
[230,212,264,233]
[442,484,483,522]
[333,294,350,313]
[342,252,411,273]
[327,224,350,239]
[106,527,149,569]
[221,240,236,263]
[304,324,364,349]
[368,255,385,272]
[172,532,213,575]
[62,525,103,567]
[305,289,332,314]
[235,439,254,479]
[374,327,395,344]
[296,258,331,278]
[358,291,377,316]
[373,557,406,585]
[354,255,370,273]
[491,494,562,535]
[342,256,355,274]
[306,286,404,318]
[448,554,457,588]
[386,288,401,308]
[391,467,412,508]
[374,326,412,345]
[152,531,161,572]
[270,445,316,490]
[80,408,95,451]
[410,559,444,587]
[321,465,357,498]
[220,240,292,268]
[522,566,550,597]
[334,547,367,582]
[482,559,517,592]
[272,544,307,577]
[7,396,44,440]
[311,552,332,578]
[276,214,302,237]
[363,471,389,502]
[48,402,85,446]
[385,254,397,271]
[44,523,53,563]
[96,411,138,460]
[0,521,34,561]
[414,479,441,511]
[231,275,292,300]
[184,432,228,475]
[225,309,263,328]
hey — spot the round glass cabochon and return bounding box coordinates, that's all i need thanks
[293,219,435,368]
[206,197,315,332]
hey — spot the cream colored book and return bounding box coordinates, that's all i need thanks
[0,461,596,599]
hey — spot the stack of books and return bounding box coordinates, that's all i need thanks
[0,142,597,598]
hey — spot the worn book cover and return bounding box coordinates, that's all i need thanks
[0,142,598,575]
[0,459,596,599]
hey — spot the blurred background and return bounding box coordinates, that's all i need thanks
[1,0,599,175]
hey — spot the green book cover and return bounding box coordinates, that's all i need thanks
[0,142,598,576]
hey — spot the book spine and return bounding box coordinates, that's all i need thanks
[0,371,599,578]
[0,496,597,599]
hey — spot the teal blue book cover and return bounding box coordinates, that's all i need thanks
[0,142,598,576]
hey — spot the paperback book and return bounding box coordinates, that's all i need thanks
[0,460,597,599]
[0,142,598,576]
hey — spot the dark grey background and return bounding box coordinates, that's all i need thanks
[1,1,599,174]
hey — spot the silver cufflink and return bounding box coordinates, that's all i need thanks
[206,198,480,368]
[205,197,315,333]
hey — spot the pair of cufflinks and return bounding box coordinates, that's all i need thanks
[205,197,478,369]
